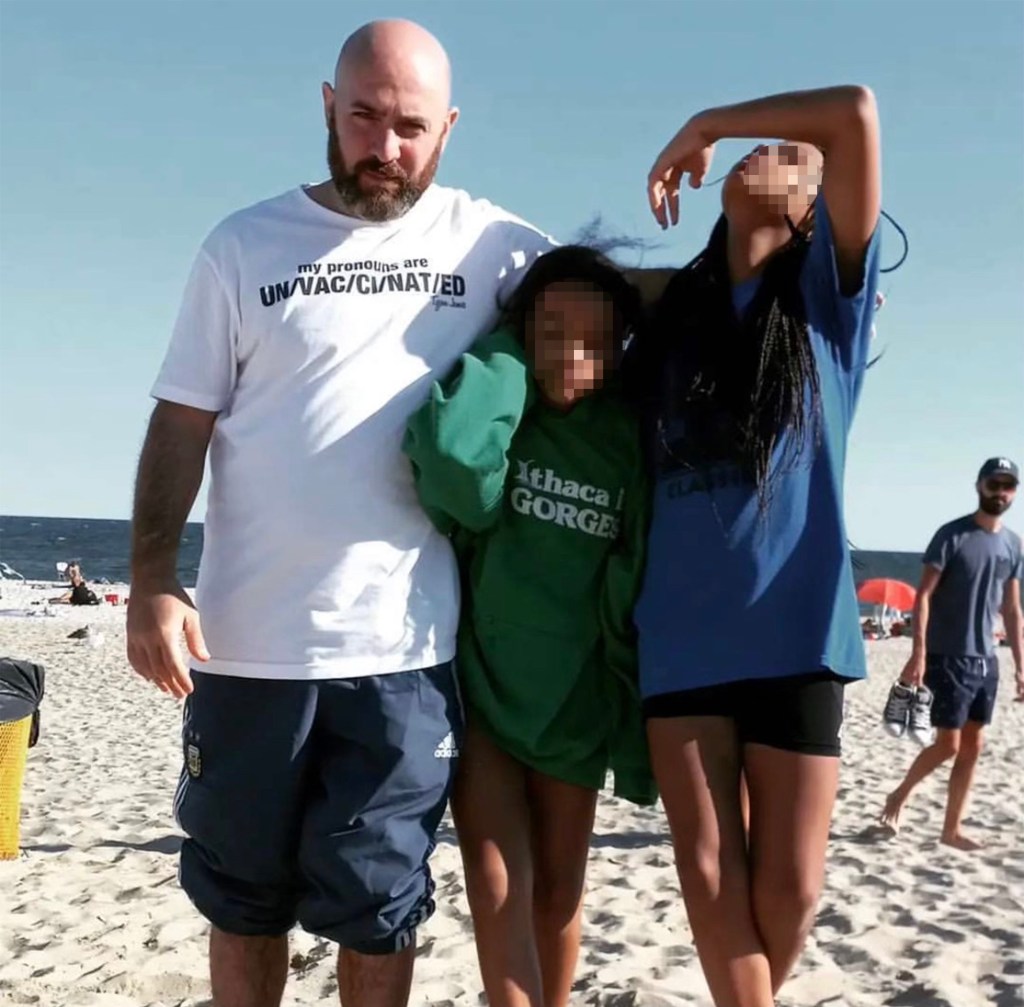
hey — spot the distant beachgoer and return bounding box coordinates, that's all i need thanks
[880,457,1023,849]
[49,563,99,606]
[125,19,553,1007]
[624,84,882,1007]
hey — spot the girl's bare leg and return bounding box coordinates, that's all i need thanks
[647,717,774,1007]
[525,771,598,1007]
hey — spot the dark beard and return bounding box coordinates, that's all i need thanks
[326,120,441,222]
[978,493,1011,516]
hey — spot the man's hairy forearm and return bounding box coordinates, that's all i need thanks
[131,404,214,581]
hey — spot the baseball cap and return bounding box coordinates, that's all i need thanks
[978,457,1020,484]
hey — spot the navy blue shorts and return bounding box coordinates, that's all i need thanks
[925,654,999,729]
[173,662,462,953]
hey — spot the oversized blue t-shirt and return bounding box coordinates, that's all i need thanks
[636,200,881,696]
[923,516,1023,658]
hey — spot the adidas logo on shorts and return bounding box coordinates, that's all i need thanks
[433,732,459,758]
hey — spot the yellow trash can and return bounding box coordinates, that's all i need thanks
[0,714,32,859]
[0,658,45,861]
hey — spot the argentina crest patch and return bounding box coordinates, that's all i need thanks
[186,742,202,779]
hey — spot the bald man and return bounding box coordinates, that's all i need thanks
[127,20,553,1007]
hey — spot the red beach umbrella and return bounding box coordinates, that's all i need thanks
[856,578,917,612]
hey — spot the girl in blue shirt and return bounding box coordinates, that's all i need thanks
[627,85,882,1007]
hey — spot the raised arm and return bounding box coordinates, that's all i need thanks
[127,400,217,698]
[648,85,881,291]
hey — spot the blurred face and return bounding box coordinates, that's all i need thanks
[526,282,617,409]
[322,53,456,221]
[68,565,82,584]
[723,142,823,221]
[977,476,1017,516]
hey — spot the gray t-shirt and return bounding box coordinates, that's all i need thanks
[924,515,1023,657]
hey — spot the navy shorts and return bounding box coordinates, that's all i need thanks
[925,654,999,729]
[642,671,848,757]
[173,662,462,954]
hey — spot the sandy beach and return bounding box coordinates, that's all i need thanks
[1,585,1021,1007]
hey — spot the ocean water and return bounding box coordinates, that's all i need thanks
[0,514,924,592]
[0,515,203,585]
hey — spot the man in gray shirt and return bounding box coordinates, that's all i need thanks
[880,457,1023,849]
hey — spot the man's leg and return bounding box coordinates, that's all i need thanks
[297,663,463,1007]
[881,655,969,832]
[941,720,986,849]
[941,659,997,849]
[210,931,289,1007]
[880,728,960,831]
[337,947,416,1007]
[176,674,317,1007]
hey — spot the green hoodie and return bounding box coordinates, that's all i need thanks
[403,327,655,805]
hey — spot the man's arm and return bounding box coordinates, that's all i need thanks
[131,401,215,579]
[127,400,217,698]
[900,565,942,686]
[1001,578,1023,700]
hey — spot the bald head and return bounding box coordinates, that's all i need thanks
[335,19,452,109]
[319,20,458,221]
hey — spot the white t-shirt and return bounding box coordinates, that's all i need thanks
[152,184,554,679]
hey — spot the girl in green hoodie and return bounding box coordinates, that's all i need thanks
[403,245,653,1007]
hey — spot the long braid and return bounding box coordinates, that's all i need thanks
[648,209,822,514]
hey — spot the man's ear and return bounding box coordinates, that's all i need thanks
[439,106,460,153]
[321,81,335,129]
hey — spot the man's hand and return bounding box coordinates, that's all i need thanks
[1014,668,1024,702]
[899,652,926,688]
[126,577,209,699]
[647,115,717,230]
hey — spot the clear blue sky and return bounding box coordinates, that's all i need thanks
[1,1,1021,550]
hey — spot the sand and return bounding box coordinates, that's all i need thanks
[1,583,1021,1007]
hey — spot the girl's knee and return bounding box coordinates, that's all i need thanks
[533,864,587,922]
[753,868,821,924]
[533,880,583,925]
[460,846,529,914]
[675,843,741,903]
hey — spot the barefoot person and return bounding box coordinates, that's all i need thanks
[126,20,552,1007]
[880,458,1023,849]
[404,246,655,1007]
[625,85,882,1007]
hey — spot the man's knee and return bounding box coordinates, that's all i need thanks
[956,725,985,762]
[181,840,298,937]
[932,730,961,762]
